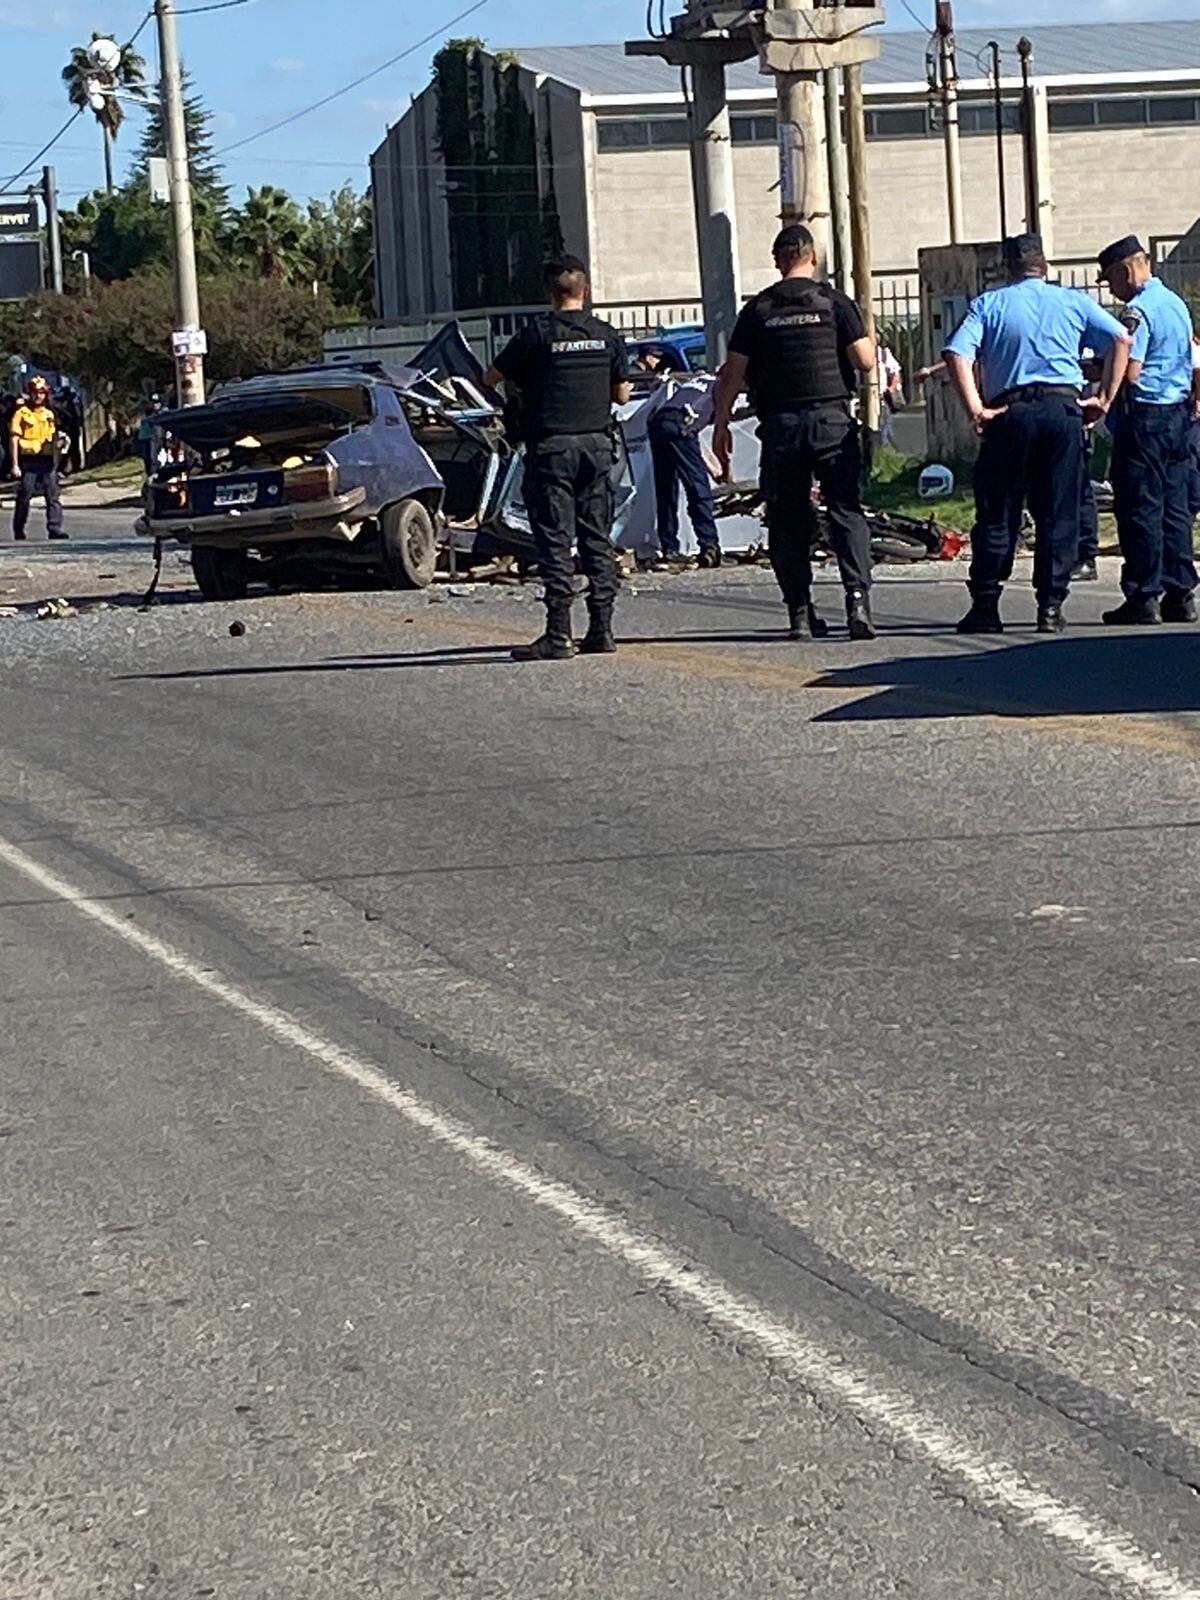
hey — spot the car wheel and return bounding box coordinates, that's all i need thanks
[192,544,250,601]
[381,499,438,589]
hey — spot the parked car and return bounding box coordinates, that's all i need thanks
[626,327,709,373]
[139,339,522,601]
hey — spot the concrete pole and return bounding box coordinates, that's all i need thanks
[844,62,879,438]
[824,67,852,292]
[156,0,205,406]
[936,4,964,244]
[774,0,830,269]
[42,166,63,295]
[687,61,741,368]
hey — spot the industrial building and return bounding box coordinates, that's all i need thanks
[368,19,1200,332]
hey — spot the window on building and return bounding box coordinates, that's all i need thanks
[957,101,1021,135]
[648,118,688,147]
[1050,96,1199,131]
[1048,99,1096,129]
[1097,98,1147,126]
[866,106,930,139]
[596,120,650,150]
[731,114,776,144]
[1149,95,1199,124]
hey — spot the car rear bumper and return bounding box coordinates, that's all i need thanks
[137,485,368,545]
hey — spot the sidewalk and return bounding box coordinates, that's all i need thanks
[0,478,143,510]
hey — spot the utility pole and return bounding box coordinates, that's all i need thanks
[42,167,63,294]
[933,1,964,244]
[1016,36,1053,252]
[824,65,852,292]
[687,59,741,367]
[155,0,205,406]
[1017,36,1038,235]
[774,0,830,267]
[844,62,879,440]
[988,40,1007,239]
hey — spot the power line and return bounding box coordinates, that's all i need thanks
[175,0,255,13]
[898,0,930,29]
[0,108,86,196]
[217,0,489,155]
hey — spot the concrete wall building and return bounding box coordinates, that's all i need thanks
[369,20,1200,325]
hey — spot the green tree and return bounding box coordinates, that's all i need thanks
[60,184,225,284]
[3,271,330,420]
[228,186,308,281]
[62,33,148,194]
[130,68,227,206]
[303,186,374,315]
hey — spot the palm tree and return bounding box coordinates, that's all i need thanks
[62,34,148,194]
[230,187,308,281]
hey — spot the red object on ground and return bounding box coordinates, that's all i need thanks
[939,530,967,560]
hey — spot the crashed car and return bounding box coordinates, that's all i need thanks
[140,322,953,600]
[139,333,526,601]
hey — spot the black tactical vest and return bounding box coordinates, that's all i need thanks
[747,280,851,415]
[522,311,616,439]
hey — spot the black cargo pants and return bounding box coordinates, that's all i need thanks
[522,431,619,613]
[971,393,1084,606]
[759,402,873,607]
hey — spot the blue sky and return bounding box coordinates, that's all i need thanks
[0,0,1192,208]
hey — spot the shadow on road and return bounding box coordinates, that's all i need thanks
[812,631,1200,721]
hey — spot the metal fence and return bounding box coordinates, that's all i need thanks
[328,252,1199,378]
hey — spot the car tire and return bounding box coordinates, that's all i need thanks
[381,499,438,589]
[192,544,250,601]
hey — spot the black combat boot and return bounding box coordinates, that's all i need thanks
[956,595,1004,634]
[846,588,876,640]
[1102,596,1161,626]
[787,599,830,641]
[578,600,617,655]
[511,601,577,662]
[1161,591,1198,623]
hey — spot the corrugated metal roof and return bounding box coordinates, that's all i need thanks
[506,21,1200,100]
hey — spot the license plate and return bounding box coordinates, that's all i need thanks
[215,481,258,507]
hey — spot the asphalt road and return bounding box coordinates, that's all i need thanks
[3,563,1200,1599]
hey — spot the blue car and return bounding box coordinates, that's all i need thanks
[627,327,709,373]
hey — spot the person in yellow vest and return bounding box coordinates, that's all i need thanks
[9,376,66,541]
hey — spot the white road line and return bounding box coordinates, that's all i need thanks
[4,831,1196,1600]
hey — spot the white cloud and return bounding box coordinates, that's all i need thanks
[271,56,306,76]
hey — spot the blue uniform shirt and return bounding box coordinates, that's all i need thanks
[944,276,1126,404]
[1124,275,1194,404]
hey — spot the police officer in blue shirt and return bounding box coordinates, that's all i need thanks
[944,233,1130,633]
[1095,235,1199,625]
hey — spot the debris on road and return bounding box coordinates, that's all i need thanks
[35,597,79,621]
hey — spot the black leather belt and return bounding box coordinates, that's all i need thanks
[991,384,1081,406]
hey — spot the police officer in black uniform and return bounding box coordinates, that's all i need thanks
[713,224,876,640]
[484,256,631,661]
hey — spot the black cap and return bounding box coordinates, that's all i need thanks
[772,224,814,257]
[1002,232,1044,267]
[1097,234,1145,280]
[543,254,587,278]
